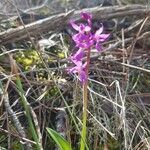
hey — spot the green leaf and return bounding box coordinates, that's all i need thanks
[46,128,72,150]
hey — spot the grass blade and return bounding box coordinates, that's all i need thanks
[46,128,72,150]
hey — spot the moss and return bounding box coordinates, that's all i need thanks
[15,49,40,70]
[57,52,65,59]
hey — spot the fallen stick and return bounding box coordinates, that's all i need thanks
[0,11,74,45]
[0,5,149,45]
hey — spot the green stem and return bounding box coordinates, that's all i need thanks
[80,49,91,150]
[16,78,42,150]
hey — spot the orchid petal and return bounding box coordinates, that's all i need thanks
[70,21,80,31]
[72,49,84,61]
[71,59,82,66]
[83,62,87,68]
[98,34,110,42]
[95,43,102,51]
[68,67,77,74]
[80,12,92,27]
[81,12,92,20]
[95,26,103,37]
[79,70,87,83]
[72,34,80,42]
[84,26,91,32]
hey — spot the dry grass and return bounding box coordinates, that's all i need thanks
[0,0,150,149]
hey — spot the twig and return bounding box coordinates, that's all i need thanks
[128,16,149,63]
[124,19,144,33]
[29,104,43,147]
[0,127,36,145]
[0,5,149,45]
[0,10,74,45]
[101,60,150,73]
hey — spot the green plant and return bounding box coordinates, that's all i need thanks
[47,128,73,150]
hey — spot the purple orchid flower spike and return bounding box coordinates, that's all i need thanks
[68,12,110,150]
[68,12,110,83]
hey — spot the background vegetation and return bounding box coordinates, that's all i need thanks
[0,0,150,149]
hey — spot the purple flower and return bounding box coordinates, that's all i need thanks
[71,49,84,62]
[94,26,110,42]
[93,26,110,51]
[68,12,110,83]
[68,49,87,83]
[81,12,92,26]
[70,13,93,50]
[70,14,109,51]
[72,32,94,49]
[81,12,92,20]
[68,61,87,83]
[70,21,91,33]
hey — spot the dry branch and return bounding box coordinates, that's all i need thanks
[3,92,32,150]
[0,5,149,45]
[0,11,74,45]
